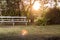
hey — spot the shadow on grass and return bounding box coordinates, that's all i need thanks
[0,34,60,40]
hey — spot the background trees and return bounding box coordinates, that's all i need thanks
[45,0,60,25]
[36,0,60,25]
[0,0,60,25]
[0,0,7,16]
[45,7,60,25]
[0,0,21,16]
[5,0,21,16]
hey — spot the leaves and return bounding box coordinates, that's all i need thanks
[45,8,60,24]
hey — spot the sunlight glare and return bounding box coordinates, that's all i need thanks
[57,2,60,7]
[32,1,40,10]
[21,30,28,36]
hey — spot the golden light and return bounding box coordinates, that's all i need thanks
[32,1,40,10]
[21,30,28,36]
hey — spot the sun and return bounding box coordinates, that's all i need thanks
[32,1,41,10]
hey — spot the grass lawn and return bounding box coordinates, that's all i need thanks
[0,25,60,40]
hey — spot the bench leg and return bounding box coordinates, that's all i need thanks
[0,22,2,25]
[13,22,15,27]
[25,22,27,26]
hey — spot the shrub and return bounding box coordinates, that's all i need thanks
[36,18,47,26]
[45,8,60,24]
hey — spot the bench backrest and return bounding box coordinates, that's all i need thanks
[0,16,27,22]
[0,16,27,18]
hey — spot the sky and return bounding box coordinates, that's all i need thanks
[22,0,60,8]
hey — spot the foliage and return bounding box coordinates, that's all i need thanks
[1,0,21,16]
[36,18,47,26]
[2,9,21,16]
[45,8,60,24]
[36,7,60,25]
[35,8,49,26]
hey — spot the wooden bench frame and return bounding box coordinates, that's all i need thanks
[0,16,28,26]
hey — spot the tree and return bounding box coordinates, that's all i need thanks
[45,8,60,24]
[20,0,36,23]
[2,0,21,16]
[0,0,7,16]
[54,0,58,8]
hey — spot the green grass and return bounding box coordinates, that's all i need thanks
[0,25,60,37]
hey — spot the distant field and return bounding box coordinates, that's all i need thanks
[0,25,60,40]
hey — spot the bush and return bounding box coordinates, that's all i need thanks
[36,18,47,26]
[45,8,60,24]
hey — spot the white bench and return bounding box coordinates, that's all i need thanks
[0,16,28,26]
